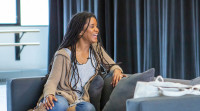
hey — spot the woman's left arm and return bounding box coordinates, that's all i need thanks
[111,68,127,87]
[94,43,127,87]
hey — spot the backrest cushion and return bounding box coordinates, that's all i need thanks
[7,77,46,111]
[102,68,155,111]
[88,75,104,111]
[100,73,114,110]
[190,77,200,85]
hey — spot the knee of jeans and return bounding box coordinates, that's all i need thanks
[55,95,69,104]
[49,95,69,111]
[77,102,96,111]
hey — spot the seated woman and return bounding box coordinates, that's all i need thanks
[34,11,126,111]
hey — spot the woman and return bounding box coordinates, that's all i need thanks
[36,12,126,111]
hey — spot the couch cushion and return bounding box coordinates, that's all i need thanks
[163,78,191,85]
[190,77,200,85]
[100,73,133,109]
[100,72,114,110]
[88,75,104,111]
[126,95,200,111]
[7,76,46,111]
[102,68,155,111]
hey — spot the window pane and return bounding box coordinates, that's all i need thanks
[0,0,17,24]
[20,0,49,25]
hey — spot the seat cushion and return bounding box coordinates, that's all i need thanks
[102,68,155,111]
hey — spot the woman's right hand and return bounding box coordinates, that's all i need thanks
[43,94,57,110]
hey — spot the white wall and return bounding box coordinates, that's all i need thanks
[0,26,48,78]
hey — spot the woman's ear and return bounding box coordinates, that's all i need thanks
[79,31,84,36]
[79,31,84,38]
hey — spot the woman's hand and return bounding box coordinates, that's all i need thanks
[111,69,127,87]
[43,94,57,110]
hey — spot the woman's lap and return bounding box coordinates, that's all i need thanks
[41,95,95,111]
[76,101,96,111]
[41,95,69,111]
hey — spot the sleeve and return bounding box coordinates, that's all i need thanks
[99,44,123,74]
[43,55,64,98]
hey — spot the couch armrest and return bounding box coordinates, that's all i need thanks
[7,76,46,111]
[126,95,200,111]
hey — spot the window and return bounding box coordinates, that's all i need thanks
[20,0,49,25]
[0,0,49,26]
[0,0,17,24]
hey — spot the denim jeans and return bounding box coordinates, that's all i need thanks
[41,95,96,111]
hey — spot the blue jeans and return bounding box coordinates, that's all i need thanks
[41,95,96,111]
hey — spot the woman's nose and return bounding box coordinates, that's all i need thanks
[95,27,99,32]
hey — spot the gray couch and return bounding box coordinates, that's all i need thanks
[7,76,200,111]
[126,78,200,111]
[126,95,200,111]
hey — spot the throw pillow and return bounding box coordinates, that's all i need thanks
[88,75,104,111]
[100,73,132,110]
[100,73,115,110]
[102,68,155,111]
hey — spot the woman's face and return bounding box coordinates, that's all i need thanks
[80,17,99,44]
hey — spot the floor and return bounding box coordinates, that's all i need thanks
[0,83,7,111]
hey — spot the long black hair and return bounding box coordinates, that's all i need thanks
[48,11,115,93]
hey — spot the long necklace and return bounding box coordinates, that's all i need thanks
[76,49,90,64]
[74,47,93,96]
